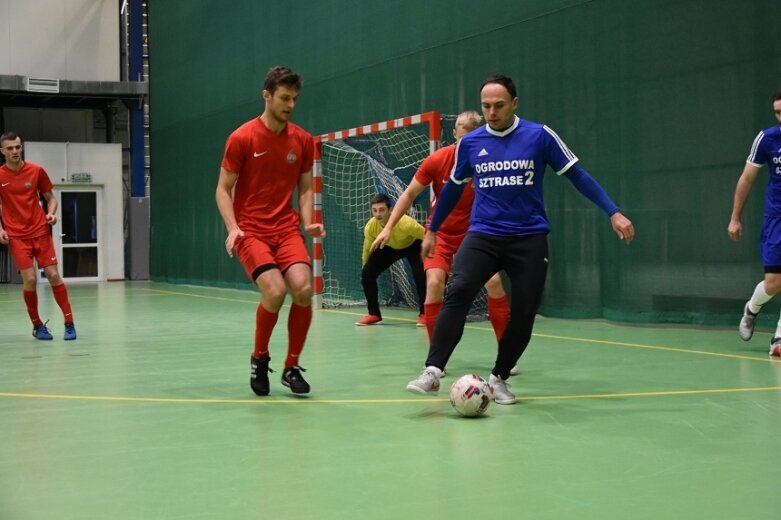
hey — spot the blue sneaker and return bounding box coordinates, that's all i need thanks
[32,322,53,340]
[64,323,77,341]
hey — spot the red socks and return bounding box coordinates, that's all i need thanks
[253,303,312,367]
[253,304,279,359]
[23,290,42,326]
[424,301,443,344]
[487,295,510,344]
[24,284,75,327]
[51,283,74,324]
[286,303,312,368]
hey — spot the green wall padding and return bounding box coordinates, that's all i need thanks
[148,0,781,326]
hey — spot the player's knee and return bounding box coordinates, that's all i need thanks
[484,275,505,297]
[290,291,312,306]
[46,272,63,286]
[262,284,287,306]
[290,282,312,303]
[765,277,781,295]
[426,280,445,300]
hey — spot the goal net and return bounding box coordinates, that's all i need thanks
[313,112,489,320]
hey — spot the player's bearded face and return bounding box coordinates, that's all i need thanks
[774,100,781,124]
[266,86,299,123]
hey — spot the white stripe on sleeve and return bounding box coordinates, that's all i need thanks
[746,131,765,166]
[543,125,577,163]
[449,138,472,184]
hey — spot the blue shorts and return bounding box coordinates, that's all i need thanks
[760,216,781,272]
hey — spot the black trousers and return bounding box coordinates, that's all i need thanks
[361,239,426,316]
[425,232,549,379]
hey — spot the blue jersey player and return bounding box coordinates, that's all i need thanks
[729,91,781,357]
[406,74,635,403]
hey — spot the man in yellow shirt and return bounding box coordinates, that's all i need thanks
[357,193,426,325]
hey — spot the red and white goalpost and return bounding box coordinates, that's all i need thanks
[311,112,442,309]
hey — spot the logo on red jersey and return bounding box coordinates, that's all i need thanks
[286,151,297,164]
[24,181,32,189]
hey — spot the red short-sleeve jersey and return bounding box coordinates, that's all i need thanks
[413,144,475,236]
[221,117,314,235]
[0,161,53,239]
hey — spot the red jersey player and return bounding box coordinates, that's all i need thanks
[371,111,515,374]
[0,132,77,341]
[216,66,325,396]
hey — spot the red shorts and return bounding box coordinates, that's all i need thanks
[236,231,311,281]
[424,231,466,273]
[8,233,57,271]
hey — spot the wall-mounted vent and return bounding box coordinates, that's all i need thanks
[25,77,60,93]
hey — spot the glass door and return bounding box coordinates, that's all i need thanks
[53,187,103,281]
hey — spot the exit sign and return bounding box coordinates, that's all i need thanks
[70,173,92,183]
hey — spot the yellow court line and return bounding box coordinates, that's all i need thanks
[1,385,779,405]
[145,288,259,305]
[327,307,780,364]
[7,286,775,365]
[93,287,781,364]
[530,332,781,364]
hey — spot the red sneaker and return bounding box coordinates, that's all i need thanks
[416,314,426,327]
[356,314,382,326]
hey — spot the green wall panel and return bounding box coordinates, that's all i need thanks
[148,0,781,324]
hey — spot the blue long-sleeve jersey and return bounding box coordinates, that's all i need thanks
[430,116,617,235]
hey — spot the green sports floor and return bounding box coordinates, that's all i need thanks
[1,282,780,520]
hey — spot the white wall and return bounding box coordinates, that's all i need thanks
[0,0,118,81]
[25,141,124,280]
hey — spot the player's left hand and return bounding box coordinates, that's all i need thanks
[45,213,57,226]
[610,212,634,245]
[305,223,326,238]
[421,230,437,260]
[727,219,742,241]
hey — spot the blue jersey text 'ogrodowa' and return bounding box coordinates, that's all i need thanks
[447,115,577,236]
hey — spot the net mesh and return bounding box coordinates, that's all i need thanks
[319,115,490,319]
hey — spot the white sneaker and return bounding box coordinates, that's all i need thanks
[422,365,447,377]
[739,303,757,341]
[406,367,442,394]
[509,366,519,376]
[488,373,516,404]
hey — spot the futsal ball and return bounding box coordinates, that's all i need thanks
[449,374,492,417]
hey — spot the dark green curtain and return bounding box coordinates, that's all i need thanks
[149,0,781,325]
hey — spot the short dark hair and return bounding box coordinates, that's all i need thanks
[773,91,781,102]
[263,66,303,95]
[0,131,21,146]
[370,193,391,208]
[481,74,517,99]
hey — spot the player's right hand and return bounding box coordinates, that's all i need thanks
[421,230,437,260]
[225,227,245,257]
[370,228,391,252]
[0,230,8,245]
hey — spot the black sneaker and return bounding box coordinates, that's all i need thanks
[281,366,310,394]
[250,356,273,396]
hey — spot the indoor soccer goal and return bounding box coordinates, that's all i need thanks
[312,112,490,320]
